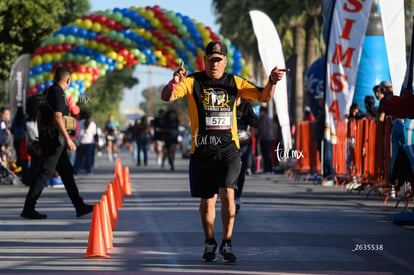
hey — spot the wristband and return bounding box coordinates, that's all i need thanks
[269,75,277,85]
[168,80,178,90]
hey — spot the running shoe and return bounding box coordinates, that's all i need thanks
[202,240,217,262]
[219,241,237,263]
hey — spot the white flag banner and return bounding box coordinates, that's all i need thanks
[325,0,372,143]
[379,0,406,95]
[9,54,31,117]
[249,10,292,151]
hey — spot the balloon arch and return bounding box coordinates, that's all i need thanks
[28,5,250,113]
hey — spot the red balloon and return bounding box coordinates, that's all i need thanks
[63,43,72,52]
[96,14,107,24]
[114,22,124,31]
[44,44,53,53]
[157,13,167,23]
[106,19,116,28]
[71,105,80,116]
[89,13,97,22]
[119,49,129,57]
[54,44,63,52]
[29,87,38,96]
[34,47,43,55]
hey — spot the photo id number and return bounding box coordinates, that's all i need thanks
[352,244,383,252]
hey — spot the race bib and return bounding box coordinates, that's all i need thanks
[205,111,232,130]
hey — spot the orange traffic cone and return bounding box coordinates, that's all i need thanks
[122,166,132,195]
[100,195,113,250]
[85,204,109,258]
[113,176,124,208]
[115,158,123,183]
[106,183,118,225]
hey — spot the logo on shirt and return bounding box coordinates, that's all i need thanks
[201,88,230,109]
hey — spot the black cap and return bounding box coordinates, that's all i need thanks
[205,40,227,60]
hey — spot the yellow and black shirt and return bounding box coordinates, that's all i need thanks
[173,72,263,153]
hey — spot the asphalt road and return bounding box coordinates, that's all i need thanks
[0,148,413,275]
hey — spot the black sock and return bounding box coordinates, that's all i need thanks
[205,238,216,245]
[221,239,231,246]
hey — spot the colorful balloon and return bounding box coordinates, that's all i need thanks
[29,5,250,110]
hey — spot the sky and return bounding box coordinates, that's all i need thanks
[89,0,220,112]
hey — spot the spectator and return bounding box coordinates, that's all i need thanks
[303,106,315,122]
[364,95,378,119]
[162,109,179,171]
[257,105,276,174]
[74,112,97,175]
[135,115,151,166]
[152,109,166,166]
[104,113,120,162]
[235,98,258,212]
[20,67,93,219]
[348,102,365,120]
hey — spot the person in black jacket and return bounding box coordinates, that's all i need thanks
[235,98,258,212]
[20,67,93,219]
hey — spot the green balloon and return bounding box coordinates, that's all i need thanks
[121,17,131,27]
[104,9,113,18]
[88,60,97,67]
[108,30,117,39]
[29,78,36,88]
[74,54,83,63]
[178,25,187,35]
[172,16,182,26]
[112,12,123,22]
[76,37,85,46]
[116,33,124,42]
[65,53,74,61]
[55,34,65,44]
[65,35,76,44]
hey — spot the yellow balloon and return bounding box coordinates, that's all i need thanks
[92,22,101,32]
[74,19,83,28]
[115,63,124,70]
[101,26,109,34]
[136,28,145,36]
[32,55,42,66]
[107,51,117,60]
[52,53,61,62]
[84,80,91,88]
[137,7,146,16]
[71,73,78,81]
[97,43,107,52]
[88,40,97,49]
[82,19,93,29]
[45,72,54,81]
[153,50,163,58]
[85,74,92,81]
[143,31,152,41]
[42,53,52,63]
[116,55,124,63]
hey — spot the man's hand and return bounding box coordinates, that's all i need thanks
[162,61,187,101]
[269,67,288,84]
[66,138,77,151]
[172,61,188,85]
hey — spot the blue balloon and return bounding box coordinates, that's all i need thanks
[33,65,43,75]
[78,28,88,38]
[67,25,78,35]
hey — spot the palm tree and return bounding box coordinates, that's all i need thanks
[212,0,323,125]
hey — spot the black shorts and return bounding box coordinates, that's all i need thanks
[189,144,242,199]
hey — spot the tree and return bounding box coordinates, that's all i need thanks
[0,0,89,99]
[79,67,138,128]
[212,0,323,125]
